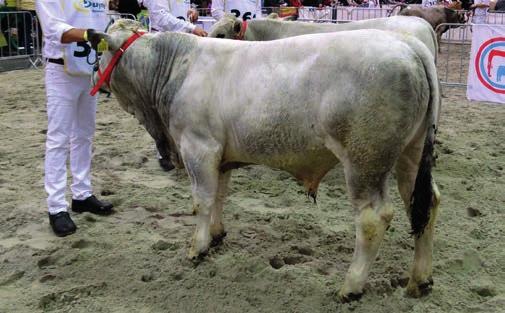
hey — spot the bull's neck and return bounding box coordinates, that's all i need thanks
[247,19,301,40]
[247,19,341,40]
[113,33,196,113]
[247,19,279,41]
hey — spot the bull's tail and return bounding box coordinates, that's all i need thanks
[410,125,436,236]
[401,34,441,237]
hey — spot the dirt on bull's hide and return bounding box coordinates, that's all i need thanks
[0,57,504,312]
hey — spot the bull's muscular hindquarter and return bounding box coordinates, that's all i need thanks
[97,22,441,302]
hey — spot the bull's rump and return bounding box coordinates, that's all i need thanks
[172,30,430,174]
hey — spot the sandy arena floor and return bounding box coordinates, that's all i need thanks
[0,46,504,313]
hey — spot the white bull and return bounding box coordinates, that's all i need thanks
[209,15,438,59]
[92,19,441,302]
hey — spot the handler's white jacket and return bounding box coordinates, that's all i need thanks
[35,0,85,59]
[211,0,262,21]
[140,0,195,32]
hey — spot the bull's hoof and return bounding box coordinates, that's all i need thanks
[337,290,364,303]
[210,231,227,247]
[158,157,175,172]
[188,248,209,265]
[405,277,434,298]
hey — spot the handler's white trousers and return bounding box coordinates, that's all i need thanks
[44,63,96,215]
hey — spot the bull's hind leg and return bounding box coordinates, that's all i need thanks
[180,134,223,259]
[396,137,441,298]
[210,171,231,246]
[337,165,395,302]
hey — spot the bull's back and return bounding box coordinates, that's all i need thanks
[256,17,436,58]
[176,30,430,174]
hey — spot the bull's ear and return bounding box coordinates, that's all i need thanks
[87,30,114,52]
[233,20,242,34]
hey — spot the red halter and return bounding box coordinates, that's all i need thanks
[235,20,248,40]
[90,31,146,96]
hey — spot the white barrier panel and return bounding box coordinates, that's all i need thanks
[467,24,505,103]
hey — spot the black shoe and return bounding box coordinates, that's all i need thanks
[72,195,113,215]
[49,212,77,237]
[158,157,175,172]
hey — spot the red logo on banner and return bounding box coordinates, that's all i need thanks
[475,37,505,94]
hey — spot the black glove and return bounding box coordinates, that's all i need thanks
[86,28,101,51]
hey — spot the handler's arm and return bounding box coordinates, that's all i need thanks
[143,0,197,32]
[211,0,225,20]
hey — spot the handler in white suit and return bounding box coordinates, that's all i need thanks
[211,0,262,21]
[36,0,114,237]
[140,0,207,35]
[167,0,198,23]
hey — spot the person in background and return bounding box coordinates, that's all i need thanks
[368,0,380,8]
[422,0,438,7]
[493,0,505,11]
[16,0,38,55]
[36,0,113,237]
[211,0,263,21]
[0,0,20,56]
[471,0,490,23]
[168,0,198,23]
[113,0,206,35]
[144,0,206,34]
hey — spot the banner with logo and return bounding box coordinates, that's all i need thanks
[467,24,505,104]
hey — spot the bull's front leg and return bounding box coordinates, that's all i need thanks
[180,133,223,260]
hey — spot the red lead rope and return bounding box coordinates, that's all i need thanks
[90,31,145,96]
[235,20,248,40]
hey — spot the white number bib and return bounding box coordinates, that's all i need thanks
[225,0,259,20]
[62,0,108,76]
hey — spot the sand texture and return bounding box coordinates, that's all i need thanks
[0,51,504,312]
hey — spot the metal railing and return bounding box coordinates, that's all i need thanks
[298,7,333,21]
[436,23,472,87]
[106,12,137,21]
[0,10,40,68]
[487,11,505,24]
[347,7,391,20]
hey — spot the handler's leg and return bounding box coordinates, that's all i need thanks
[68,78,113,215]
[396,142,440,298]
[69,84,96,201]
[180,134,223,259]
[210,171,231,245]
[44,63,80,235]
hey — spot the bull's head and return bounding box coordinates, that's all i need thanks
[457,10,468,24]
[444,7,468,24]
[208,13,243,39]
[88,19,147,94]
